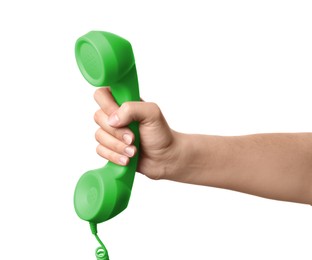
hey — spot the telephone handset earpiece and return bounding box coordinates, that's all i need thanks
[73,31,141,259]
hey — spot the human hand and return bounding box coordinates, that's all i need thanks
[93,88,183,180]
[92,88,312,205]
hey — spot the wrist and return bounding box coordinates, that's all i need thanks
[164,132,206,183]
[159,131,186,181]
[165,132,231,187]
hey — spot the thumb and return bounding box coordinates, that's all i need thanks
[107,101,161,127]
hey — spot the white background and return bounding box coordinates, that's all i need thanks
[0,0,311,259]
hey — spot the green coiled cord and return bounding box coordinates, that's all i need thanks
[90,222,109,260]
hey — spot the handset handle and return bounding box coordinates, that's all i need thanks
[74,31,140,223]
[109,64,140,185]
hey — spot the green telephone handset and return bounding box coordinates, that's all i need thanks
[73,31,140,260]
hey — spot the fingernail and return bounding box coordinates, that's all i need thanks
[119,156,128,165]
[123,134,132,145]
[108,114,119,126]
[125,146,135,157]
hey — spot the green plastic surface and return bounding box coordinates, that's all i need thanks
[74,31,140,223]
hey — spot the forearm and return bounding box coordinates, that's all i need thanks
[172,132,312,204]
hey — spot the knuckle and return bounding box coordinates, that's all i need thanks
[94,109,101,123]
[94,128,102,142]
[106,150,115,161]
[121,102,132,114]
[96,144,102,156]
[150,102,161,118]
[111,127,119,138]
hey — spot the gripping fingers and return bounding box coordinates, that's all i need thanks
[96,144,130,166]
[94,109,135,145]
[95,128,137,164]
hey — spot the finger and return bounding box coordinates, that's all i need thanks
[107,102,163,127]
[94,87,119,115]
[95,128,137,158]
[96,144,130,166]
[94,109,135,145]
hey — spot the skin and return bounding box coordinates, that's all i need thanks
[93,88,312,205]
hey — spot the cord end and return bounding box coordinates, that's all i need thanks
[89,222,98,235]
